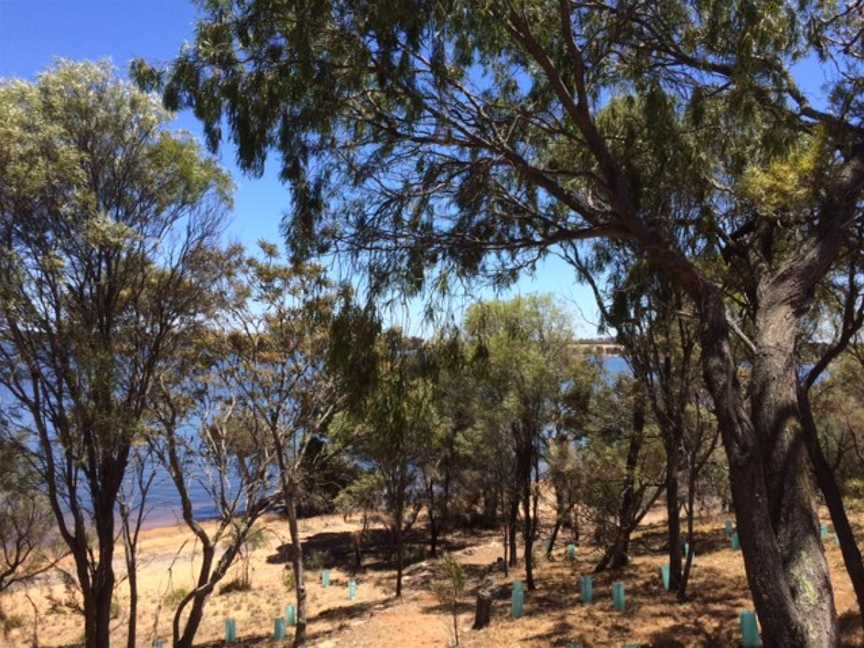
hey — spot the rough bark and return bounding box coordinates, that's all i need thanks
[699,284,837,648]
[799,386,864,625]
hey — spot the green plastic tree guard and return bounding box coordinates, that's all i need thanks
[612,581,626,611]
[322,569,331,588]
[349,579,358,600]
[285,604,296,625]
[725,520,734,536]
[731,532,741,550]
[224,618,237,644]
[821,524,830,540]
[567,543,577,561]
[740,611,761,647]
[511,581,525,619]
[153,641,164,648]
[580,575,593,604]
[660,564,670,591]
[274,617,286,640]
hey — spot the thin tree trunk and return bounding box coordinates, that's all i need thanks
[174,547,215,648]
[665,439,682,593]
[678,463,697,601]
[799,385,864,625]
[428,479,439,558]
[395,521,404,598]
[546,519,560,560]
[507,498,518,568]
[522,483,535,590]
[126,565,138,648]
[285,493,308,647]
[597,402,645,572]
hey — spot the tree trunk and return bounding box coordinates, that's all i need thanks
[352,531,363,573]
[700,285,836,648]
[799,385,864,625]
[395,523,404,598]
[174,546,215,648]
[665,440,683,593]
[595,531,631,572]
[472,590,492,630]
[501,521,509,577]
[126,565,138,648]
[522,486,535,590]
[596,403,644,572]
[83,495,117,648]
[430,519,439,559]
[517,427,536,590]
[546,519,560,560]
[286,494,308,647]
[83,578,113,648]
[483,489,498,528]
[678,462,697,601]
[507,498,518,568]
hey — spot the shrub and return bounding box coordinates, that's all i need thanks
[432,553,466,647]
[218,579,252,596]
[164,587,191,607]
[305,549,328,571]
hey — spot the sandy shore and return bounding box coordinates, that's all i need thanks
[2,506,863,647]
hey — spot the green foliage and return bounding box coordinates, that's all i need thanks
[0,59,235,648]
[0,435,56,593]
[281,566,295,592]
[433,553,466,647]
[223,525,267,589]
[304,550,328,572]
[335,473,385,519]
[164,587,191,607]
[137,0,858,303]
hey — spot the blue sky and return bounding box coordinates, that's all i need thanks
[0,2,832,338]
[0,0,599,336]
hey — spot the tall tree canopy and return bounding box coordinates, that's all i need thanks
[137,3,864,645]
[0,60,231,648]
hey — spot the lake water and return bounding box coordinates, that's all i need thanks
[139,354,631,528]
[6,355,628,529]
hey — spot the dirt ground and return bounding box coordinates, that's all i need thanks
[1,506,862,647]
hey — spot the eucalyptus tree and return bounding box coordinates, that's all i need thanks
[0,435,57,596]
[795,228,864,621]
[464,295,587,589]
[419,332,476,559]
[333,330,437,598]
[581,376,666,572]
[0,61,230,648]
[139,2,864,643]
[216,242,348,646]
[149,326,276,648]
[588,261,701,594]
